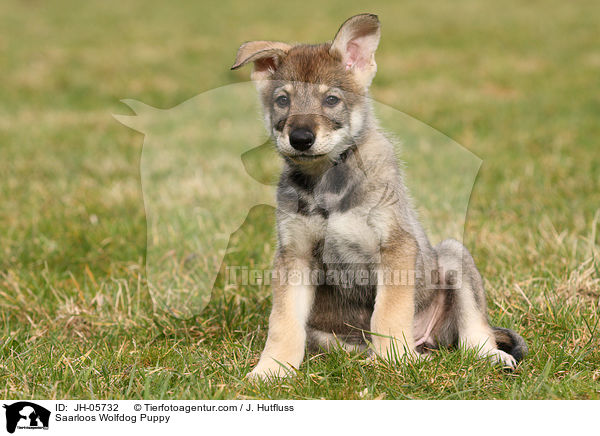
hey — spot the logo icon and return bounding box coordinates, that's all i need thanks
[3,402,50,434]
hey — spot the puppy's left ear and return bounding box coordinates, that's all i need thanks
[330,14,380,88]
[231,41,292,82]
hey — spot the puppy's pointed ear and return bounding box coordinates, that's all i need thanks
[330,14,380,88]
[231,41,292,81]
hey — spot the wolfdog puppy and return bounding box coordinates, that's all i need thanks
[232,13,527,379]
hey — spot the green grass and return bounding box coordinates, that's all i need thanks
[1,0,599,399]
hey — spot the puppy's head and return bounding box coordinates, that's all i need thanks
[232,14,380,166]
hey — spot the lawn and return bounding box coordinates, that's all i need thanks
[1,0,599,399]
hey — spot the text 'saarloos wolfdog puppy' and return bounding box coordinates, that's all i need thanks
[232,13,527,379]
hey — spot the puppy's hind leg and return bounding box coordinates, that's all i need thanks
[435,239,517,369]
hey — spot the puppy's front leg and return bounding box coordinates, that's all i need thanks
[370,238,417,361]
[249,258,315,379]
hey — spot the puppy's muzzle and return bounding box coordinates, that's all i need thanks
[289,128,315,151]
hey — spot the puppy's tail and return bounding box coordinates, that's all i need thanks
[492,326,528,363]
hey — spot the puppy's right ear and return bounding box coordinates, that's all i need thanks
[231,41,291,81]
[330,14,380,89]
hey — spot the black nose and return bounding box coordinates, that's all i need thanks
[289,128,315,151]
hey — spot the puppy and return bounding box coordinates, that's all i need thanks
[232,14,527,379]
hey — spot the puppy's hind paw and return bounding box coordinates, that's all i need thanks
[487,349,517,369]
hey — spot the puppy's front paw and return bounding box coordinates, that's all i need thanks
[246,360,295,381]
[368,343,421,365]
[370,336,416,362]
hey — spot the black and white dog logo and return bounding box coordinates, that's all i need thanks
[3,402,50,434]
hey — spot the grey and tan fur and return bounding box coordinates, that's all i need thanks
[232,14,527,379]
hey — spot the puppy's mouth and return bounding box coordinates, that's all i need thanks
[287,153,327,163]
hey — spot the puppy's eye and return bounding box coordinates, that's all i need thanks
[324,95,340,107]
[275,95,289,108]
